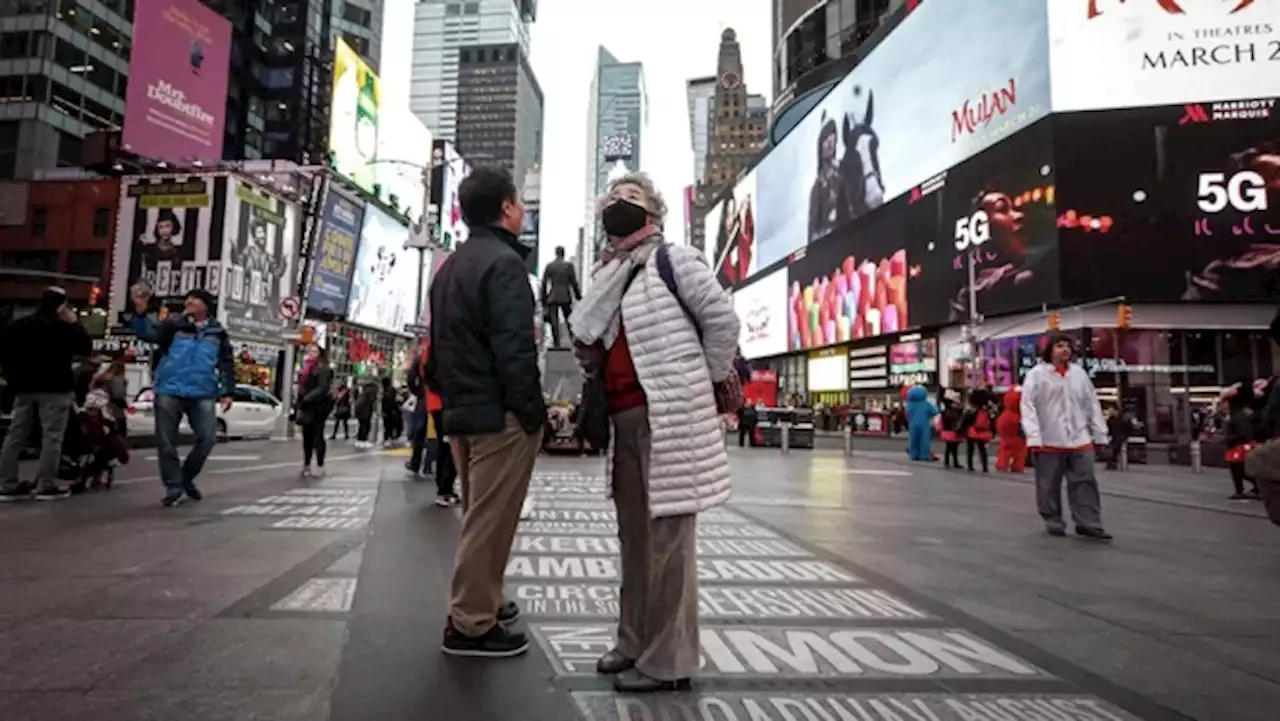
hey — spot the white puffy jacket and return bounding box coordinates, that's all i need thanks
[610,242,740,518]
[1020,362,1108,449]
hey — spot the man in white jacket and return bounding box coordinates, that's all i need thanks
[1020,333,1113,541]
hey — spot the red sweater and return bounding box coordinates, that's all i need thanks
[605,323,646,415]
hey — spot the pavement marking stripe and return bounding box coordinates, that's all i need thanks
[113,451,387,487]
[570,691,1140,721]
[846,468,913,476]
[517,521,779,538]
[265,517,369,530]
[144,454,263,461]
[270,577,358,613]
[524,508,746,524]
[512,536,812,558]
[506,556,856,584]
[221,503,371,518]
[731,496,845,509]
[533,624,1048,679]
[511,584,932,622]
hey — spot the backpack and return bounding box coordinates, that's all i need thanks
[652,245,750,414]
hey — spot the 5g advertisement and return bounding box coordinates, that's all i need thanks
[1055,103,1280,303]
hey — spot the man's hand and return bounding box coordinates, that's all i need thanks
[219,396,233,413]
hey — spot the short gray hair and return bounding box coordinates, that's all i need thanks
[595,171,668,223]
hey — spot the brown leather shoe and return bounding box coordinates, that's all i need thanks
[612,668,691,693]
[595,649,634,675]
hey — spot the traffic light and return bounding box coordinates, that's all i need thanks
[1048,312,1061,330]
[1117,303,1133,329]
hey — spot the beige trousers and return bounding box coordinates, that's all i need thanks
[449,413,541,636]
[611,406,699,681]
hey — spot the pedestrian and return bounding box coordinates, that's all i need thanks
[331,385,352,440]
[541,245,581,348]
[128,285,235,507]
[736,403,757,447]
[297,344,334,478]
[353,378,378,448]
[380,378,401,447]
[904,385,937,462]
[569,172,739,693]
[995,387,1027,473]
[1103,405,1130,470]
[0,287,92,501]
[1220,385,1260,500]
[938,392,963,469]
[98,359,130,438]
[426,166,547,658]
[1020,332,1112,541]
[959,390,992,472]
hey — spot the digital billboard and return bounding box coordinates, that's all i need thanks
[373,104,432,225]
[1049,0,1280,113]
[122,0,231,164]
[1055,104,1280,303]
[755,0,1051,270]
[349,205,417,334]
[709,168,759,289]
[432,140,472,249]
[111,174,228,314]
[733,269,787,360]
[219,178,299,343]
[307,187,365,316]
[329,38,381,194]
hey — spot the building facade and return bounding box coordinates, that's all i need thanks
[689,29,766,254]
[686,76,716,186]
[0,0,382,178]
[454,41,543,195]
[583,46,645,257]
[409,0,536,143]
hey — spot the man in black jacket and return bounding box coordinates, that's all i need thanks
[427,166,546,658]
[540,245,580,348]
[0,287,92,501]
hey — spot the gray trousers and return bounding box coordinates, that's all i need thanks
[1033,450,1104,531]
[0,393,73,491]
[610,406,699,681]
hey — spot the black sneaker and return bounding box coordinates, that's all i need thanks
[441,622,529,658]
[1046,525,1067,537]
[35,485,71,501]
[1076,527,1113,542]
[161,491,184,507]
[0,481,35,502]
[497,600,520,626]
[182,484,203,502]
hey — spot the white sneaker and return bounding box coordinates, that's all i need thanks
[312,467,325,478]
[519,497,534,520]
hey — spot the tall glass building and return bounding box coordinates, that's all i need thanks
[583,46,646,257]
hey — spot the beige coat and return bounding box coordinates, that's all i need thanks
[607,243,739,518]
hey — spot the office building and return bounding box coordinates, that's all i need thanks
[771,0,905,144]
[689,29,765,253]
[687,76,716,185]
[583,46,646,256]
[454,42,543,195]
[0,0,382,178]
[410,0,536,142]
[520,163,540,274]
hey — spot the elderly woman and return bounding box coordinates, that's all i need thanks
[569,172,739,693]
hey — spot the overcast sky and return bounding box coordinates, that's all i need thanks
[528,0,771,270]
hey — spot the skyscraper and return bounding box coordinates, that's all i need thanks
[583,46,646,257]
[410,0,537,143]
[686,76,717,186]
[454,42,543,196]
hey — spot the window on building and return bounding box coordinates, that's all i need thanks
[31,205,47,236]
[67,250,104,278]
[463,1,478,12]
[92,206,110,237]
[445,2,460,14]
[2,250,58,272]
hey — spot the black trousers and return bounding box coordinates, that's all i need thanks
[301,421,327,467]
[738,426,753,447]
[944,441,961,468]
[433,411,456,496]
[547,302,572,348]
[1229,461,1259,495]
[967,439,989,472]
[356,416,372,442]
[331,416,349,439]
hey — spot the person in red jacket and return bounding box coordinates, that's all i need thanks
[995,387,1027,473]
[408,341,457,506]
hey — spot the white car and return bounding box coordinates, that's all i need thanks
[129,384,283,440]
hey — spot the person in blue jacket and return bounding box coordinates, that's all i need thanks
[131,285,235,507]
[905,384,938,462]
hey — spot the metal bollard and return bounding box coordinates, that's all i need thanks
[781,421,791,455]
[1190,439,1202,474]
[1119,440,1129,471]
[844,423,854,456]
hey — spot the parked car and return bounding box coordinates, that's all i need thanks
[129,384,282,440]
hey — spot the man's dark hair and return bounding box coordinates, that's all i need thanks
[555,246,565,258]
[39,286,68,314]
[186,289,216,314]
[1040,332,1076,363]
[458,166,518,228]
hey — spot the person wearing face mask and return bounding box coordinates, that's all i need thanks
[426,166,546,659]
[569,172,740,693]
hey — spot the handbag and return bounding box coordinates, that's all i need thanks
[577,371,611,451]
[653,245,748,414]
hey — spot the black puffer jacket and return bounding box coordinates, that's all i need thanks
[426,226,546,435]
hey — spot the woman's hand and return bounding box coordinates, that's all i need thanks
[574,342,604,374]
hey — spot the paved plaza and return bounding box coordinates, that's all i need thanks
[1,438,1276,720]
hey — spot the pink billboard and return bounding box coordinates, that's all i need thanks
[122,0,231,164]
